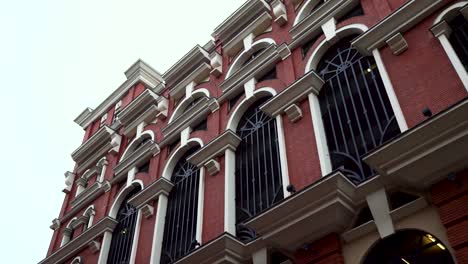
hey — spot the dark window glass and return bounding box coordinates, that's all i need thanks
[449,14,468,71]
[317,35,400,184]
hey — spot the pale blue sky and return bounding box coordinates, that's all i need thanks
[0,0,245,262]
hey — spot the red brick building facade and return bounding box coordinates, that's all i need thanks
[41,0,468,263]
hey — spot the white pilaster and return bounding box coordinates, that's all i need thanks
[224,148,236,235]
[97,231,113,264]
[275,115,291,198]
[127,167,138,187]
[437,33,468,91]
[322,18,337,42]
[129,210,142,264]
[243,33,255,51]
[186,81,196,99]
[136,122,147,137]
[244,78,257,100]
[150,194,169,264]
[366,188,395,238]
[196,168,205,244]
[181,127,192,147]
[308,93,332,176]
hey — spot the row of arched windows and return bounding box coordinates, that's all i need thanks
[65,2,467,264]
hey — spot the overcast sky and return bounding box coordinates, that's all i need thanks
[0,0,245,262]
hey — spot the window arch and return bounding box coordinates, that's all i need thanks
[169,89,210,123]
[226,38,276,78]
[82,205,96,232]
[161,146,201,264]
[61,218,78,246]
[107,186,141,264]
[316,35,400,184]
[234,96,284,242]
[432,2,468,89]
[120,131,155,162]
[362,230,455,264]
[294,0,325,25]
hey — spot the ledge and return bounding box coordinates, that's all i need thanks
[187,130,241,167]
[161,97,218,146]
[219,43,290,103]
[74,59,164,129]
[128,177,174,209]
[244,171,358,251]
[290,0,359,49]
[260,70,324,117]
[70,181,102,208]
[71,126,121,173]
[174,233,260,264]
[117,89,168,136]
[39,217,118,264]
[113,140,160,182]
[169,63,212,101]
[352,0,446,55]
[364,98,468,188]
[212,0,271,57]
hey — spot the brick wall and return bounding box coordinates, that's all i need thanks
[295,234,344,264]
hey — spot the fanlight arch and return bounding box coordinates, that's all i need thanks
[362,229,455,264]
[294,0,325,25]
[226,38,276,78]
[120,131,155,162]
[169,89,210,123]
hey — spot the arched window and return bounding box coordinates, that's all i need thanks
[363,230,454,264]
[161,147,201,264]
[61,218,78,246]
[235,97,284,242]
[448,12,468,71]
[107,187,141,264]
[82,205,96,232]
[317,35,400,184]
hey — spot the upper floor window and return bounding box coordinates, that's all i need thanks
[448,13,468,71]
[161,147,201,264]
[235,97,284,242]
[107,187,140,264]
[317,36,400,184]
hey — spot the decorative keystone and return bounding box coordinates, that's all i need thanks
[205,159,220,176]
[141,204,155,219]
[88,240,101,254]
[210,52,223,77]
[50,218,61,230]
[284,104,303,123]
[385,33,408,55]
[272,0,288,26]
[109,134,122,154]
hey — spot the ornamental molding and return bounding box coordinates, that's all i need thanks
[212,0,271,57]
[39,217,118,264]
[50,218,61,231]
[63,171,76,194]
[187,130,241,168]
[272,0,288,26]
[289,0,359,49]
[74,59,164,129]
[364,98,468,189]
[128,177,174,209]
[117,89,168,136]
[168,63,212,101]
[113,140,160,182]
[219,43,290,103]
[385,33,408,55]
[174,233,261,264]
[161,97,219,146]
[244,171,359,251]
[70,181,102,208]
[71,125,121,174]
[352,0,446,55]
[430,20,452,38]
[260,70,324,117]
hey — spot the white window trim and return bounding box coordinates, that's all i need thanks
[168,88,211,124]
[61,217,78,247]
[432,2,468,91]
[305,23,408,176]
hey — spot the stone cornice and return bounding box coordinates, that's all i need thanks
[352,0,446,55]
[212,0,271,56]
[117,89,168,136]
[289,0,359,49]
[169,63,212,100]
[364,98,468,189]
[245,171,359,251]
[161,97,219,146]
[71,126,121,173]
[187,130,241,167]
[70,181,102,208]
[39,217,118,264]
[128,177,174,209]
[113,140,160,182]
[174,233,261,264]
[260,70,324,117]
[74,59,164,129]
[219,43,290,103]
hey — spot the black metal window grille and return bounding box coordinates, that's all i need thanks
[317,36,400,184]
[235,97,283,242]
[449,13,468,71]
[107,187,141,264]
[161,147,201,264]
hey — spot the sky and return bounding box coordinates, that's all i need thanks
[0,0,246,262]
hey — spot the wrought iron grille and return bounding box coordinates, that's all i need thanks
[107,187,141,264]
[317,36,400,184]
[235,98,283,242]
[449,13,468,71]
[161,147,200,264]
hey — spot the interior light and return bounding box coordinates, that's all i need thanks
[437,243,446,250]
[366,68,372,73]
[401,258,410,264]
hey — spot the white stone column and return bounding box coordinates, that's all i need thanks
[97,231,113,264]
[129,210,143,264]
[150,194,169,264]
[275,115,291,198]
[366,188,395,238]
[196,168,205,244]
[308,93,332,176]
[97,158,109,183]
[224,148,236,235]
[127,167,138,187]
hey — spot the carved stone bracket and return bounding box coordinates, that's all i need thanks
[88,240,101,254]
[272,0,288,26]
[204,159,221,176]
[141,204,155,219]
[386,33,408,55]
